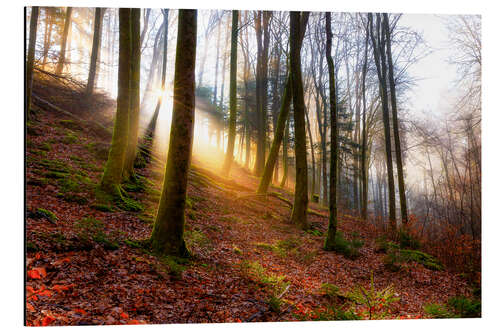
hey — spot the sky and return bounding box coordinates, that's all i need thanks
[399,14,459,119]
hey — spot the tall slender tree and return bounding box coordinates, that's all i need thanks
[257,13,309,194]
[150,9,197,257]
[26,6,40,119]
[360,16,369,220]
[55,7,72,75]
[222,10,239,176]
[99,8,131,196]
[383,13,408,226]
[289,11,310,230]
[368,13,396,230]
[86,7,103,96]
[324,12,340,250]
[144,9,169,143]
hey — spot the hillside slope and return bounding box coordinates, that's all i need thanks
[25,76,473,326]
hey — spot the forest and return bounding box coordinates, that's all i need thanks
[24,6,481,326]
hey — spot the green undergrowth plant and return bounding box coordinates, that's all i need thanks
[74,216,119,250]
[35,208,58,222]
[423,303,454,318]
[293,305,360,321]
[185,229,211,252]
[240,260,290,309]
[447,296,481,318]
[327,231,364,259]
[384,248,443,271]
[255,237,301,258]
[347,272,399,320]
[62,130,79,144]
[320,283,341,301]
[397,228,421,250]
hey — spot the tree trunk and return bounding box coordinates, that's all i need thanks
[258,13,308,194]
[123,8,141,180]
[55,7,72,75]
[139,8,151,47]
[99,8,131,196]
[219,15,231,112]
[368,13,396,231]
[324,12,340,250]
[305,97,316,200]
[146,10,169,142]
[213,18,221,105]
[222,10,239,176]
[42,8,53,70]
[360,19,369,220]
[150,9,197,257]
[280,118,290,188]
[140,20,164,111]
[26,6,39,118]
[383,13,408,226]
[289,11,309,230]
[258,76,291,193]
[86,8,103,96]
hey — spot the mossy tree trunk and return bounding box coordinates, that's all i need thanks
[99,8,131,196]
[123,8,141,180]
[86,7,103,96]
[368,13,396,231]
[55,7,72,75]
[26,6,39,119]
[289,11,310,230]
[150,9,197,257]
[222,10,239,176]
[324,12,340,250]
[383,13,408,226]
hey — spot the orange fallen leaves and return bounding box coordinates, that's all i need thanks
[74,308,86,315]
[27,267,47,280]
[120,312,129,319]
[41,315,55,326]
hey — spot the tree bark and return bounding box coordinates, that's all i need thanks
[222,10,239,176]
[361,17,369,220]
[383,13,408,226]
[86,8,103,96]
[123,8,141,180]
[257,12,308,194]
[99,8,131,196]
[368,13,396,231]
[289,11,309,230]
[26,6,40,118]
[150,9,197,257]
[55,7,73,75]
[324,12,340,250]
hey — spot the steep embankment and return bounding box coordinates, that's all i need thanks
[25,75,472,326]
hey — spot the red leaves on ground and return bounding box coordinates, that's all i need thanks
[41,315,56,326]
[27,267,46,280]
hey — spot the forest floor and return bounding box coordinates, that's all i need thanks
[25,76,473,326]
